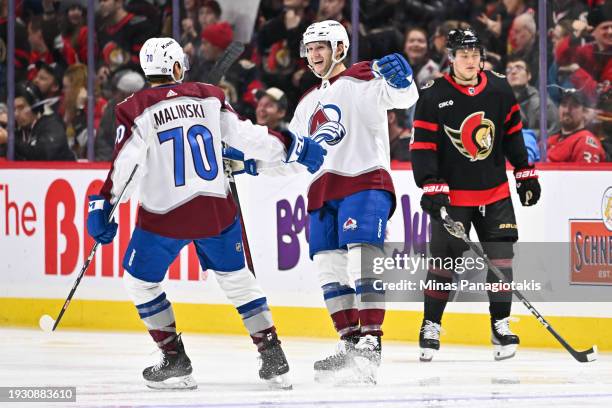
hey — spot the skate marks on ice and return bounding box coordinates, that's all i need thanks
[0,329,611,408]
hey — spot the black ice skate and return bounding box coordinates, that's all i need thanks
[258,332,292,390]
[314,334,359,372]
[143,334,197,390]
[419,320,442,362]
[491,317,520,361]
[350,334,382,384]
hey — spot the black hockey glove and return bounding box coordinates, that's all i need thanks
[420,179,450,221]
[514,165,541,206]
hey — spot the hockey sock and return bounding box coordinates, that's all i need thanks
[423,267,453,324]
[348,244,385,336]
[124,272,177,352]
[214,269,277,350]
[321,282,360,338]
[487,258,513,319]
[315,250,360,338]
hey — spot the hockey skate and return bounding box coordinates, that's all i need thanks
[143,334,197,390]
[491,317,520,361]
[419,320,442,362]
[258,332,292,390]
[350,334,382,385]
[313,335,359,383]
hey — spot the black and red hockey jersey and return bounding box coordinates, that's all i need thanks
[411,70,530,206]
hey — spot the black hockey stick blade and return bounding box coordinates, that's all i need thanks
[45,165,139,332]
[207,41,245,86]
[439,206,598,363]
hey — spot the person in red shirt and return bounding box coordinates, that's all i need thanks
[555,4,612,102]
[547,89,606,163]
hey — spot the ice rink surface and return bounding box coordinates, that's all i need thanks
[1,328,610,408]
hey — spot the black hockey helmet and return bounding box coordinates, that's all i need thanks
[447,28,486,59]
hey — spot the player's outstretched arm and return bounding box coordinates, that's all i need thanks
[371,53,419,109]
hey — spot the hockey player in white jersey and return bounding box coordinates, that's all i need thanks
[85,38,326,390]
[286,20,419,381]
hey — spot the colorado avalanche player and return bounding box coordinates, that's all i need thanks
[279,20,419,381]
[86,38,326,390]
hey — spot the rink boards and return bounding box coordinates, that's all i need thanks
[0,162,611,350]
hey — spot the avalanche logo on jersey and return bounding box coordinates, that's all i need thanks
[308,103,346,146]
[343,217,357,231]
[444,111,495,161]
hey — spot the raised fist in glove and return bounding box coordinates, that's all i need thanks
[284,131,327,174]
[514,166,541,206]
[420,180,450,221]
[87,195,117,244]
[374,53,413,89]
[222,146,258,176]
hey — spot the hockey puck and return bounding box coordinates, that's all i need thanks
[39,314,55,332]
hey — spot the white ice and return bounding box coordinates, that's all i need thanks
[1,328,611,408]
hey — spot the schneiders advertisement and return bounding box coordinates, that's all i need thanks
[0,168,610,316]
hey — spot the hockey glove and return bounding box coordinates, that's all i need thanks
[284,131,327,174]
[222,146,258,176]
[87,195,118,245]
[373,53,413,89]
[420,180,450,221]
[514,165,540,206]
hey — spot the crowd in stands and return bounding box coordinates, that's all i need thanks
[0,0,610,163]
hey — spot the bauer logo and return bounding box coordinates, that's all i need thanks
[569,219,612,285]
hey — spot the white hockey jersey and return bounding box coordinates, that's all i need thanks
[288,61,419,214]
[101,82,289,239]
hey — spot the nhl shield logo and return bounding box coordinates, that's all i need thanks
[343,217,357,231]
[444,111,495,161]
[235,242,242,252]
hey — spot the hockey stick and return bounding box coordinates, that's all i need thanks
[439,207,598,363]
[39,165,139,332]
[207,41,245,86]
[207,40,256,273]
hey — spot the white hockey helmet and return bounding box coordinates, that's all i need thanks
[139,37,190,82]
[300,20,349,79]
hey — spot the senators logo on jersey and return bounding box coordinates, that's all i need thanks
[444,111,495,161]
[308,103,346,146]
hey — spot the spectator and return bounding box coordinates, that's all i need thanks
[97,0,156,80]
[555,4,612,102]
[32,61,63,112]
[403,27,440,88]
[190,21,234,82]
[26,15,78,81]
[95,70,145,161]
[58,1,91,63]
[506,57,559,139]
[61,64,107,158]
[199,0,222,30]
[257,0,313,99]
[255,87,289,132]
[547,89,606,163]
[507,12,539,84]
[477,0,532,61]
[11,81,74,161]
[522,128,541,162]
[593,86,612,161]
[316,0,372,60]
[388,109,411,162]
[0,103,7,157]
[548,20,576,104]
[180,0,204,47]
[549,0,589,27]
[0,0,30,100]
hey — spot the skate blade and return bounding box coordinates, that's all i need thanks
[265,373,292,390]
[494,344,518,361]
[419,347,436,362]
[145,374,197,390]
[349,356,377,385]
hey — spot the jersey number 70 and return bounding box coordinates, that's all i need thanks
[157,124,218,186]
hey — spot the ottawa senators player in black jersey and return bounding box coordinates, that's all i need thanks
[410,29,541,362]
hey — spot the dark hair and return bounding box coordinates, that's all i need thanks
[506,55,530,74]
[145,74,174,83]
[203,0,222,18]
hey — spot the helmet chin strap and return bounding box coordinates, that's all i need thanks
[308,42,346,81]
